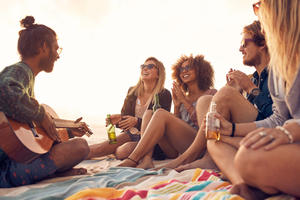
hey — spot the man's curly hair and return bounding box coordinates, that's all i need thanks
[171,54,214,93]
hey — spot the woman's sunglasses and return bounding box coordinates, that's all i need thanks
[253,1,261,16]
[179,65,193,73]
[140,64,157,70]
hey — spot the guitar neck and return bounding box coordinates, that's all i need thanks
[53,118,84,128]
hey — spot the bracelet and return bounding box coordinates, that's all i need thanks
[231,123,235,137]
[66,128,74,138]
[276,126,294,144]
[127,157,138,165]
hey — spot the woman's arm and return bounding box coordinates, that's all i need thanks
[120,87,141,130]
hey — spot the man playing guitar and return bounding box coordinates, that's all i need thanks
[0,16,91,188]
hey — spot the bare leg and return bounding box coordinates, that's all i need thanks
[87,132,131,159]
[115,141,137,160]
[159,95,213,169]
[230,183,270,200]
[118,109,196,167]
[49,138,89,174]
[207,139,243,184]
[206,85,259,183]
[136,110,155,169]
[233,144,300,197]
[212,86,258,123]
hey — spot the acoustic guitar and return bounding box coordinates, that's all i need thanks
[0,104,93,164]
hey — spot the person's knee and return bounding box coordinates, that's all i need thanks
[153,108,168,119]
[71,138,90,159]
[212,86,239,105]
[196,95,213,112]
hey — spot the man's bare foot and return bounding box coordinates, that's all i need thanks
[230,183,270,200]
[56,167,87,177]
[137,156,154,169]
[117,158,138,167]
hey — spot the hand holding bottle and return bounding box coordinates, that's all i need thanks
[105,114,122,126]
[213,113,233,136]
[106,114,117,144]
[118,115,137,131]
[205,102,221,140]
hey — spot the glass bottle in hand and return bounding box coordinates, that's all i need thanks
[106,114,117,144]
[205,102,220,140]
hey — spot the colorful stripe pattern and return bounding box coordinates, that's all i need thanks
[66,168,244,200]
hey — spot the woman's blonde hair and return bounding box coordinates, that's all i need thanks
[129,57,166,100]
[259,0,300,88]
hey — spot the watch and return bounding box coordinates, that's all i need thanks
[250,88,260,96]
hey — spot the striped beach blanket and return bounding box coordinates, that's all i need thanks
[66,168,243,200]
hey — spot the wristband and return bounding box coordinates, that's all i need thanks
[231,123,235,137]
[67,128,75,138]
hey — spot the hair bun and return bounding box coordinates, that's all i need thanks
[20,16,35,28]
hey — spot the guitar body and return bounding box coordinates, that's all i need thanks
[0,105,68,164]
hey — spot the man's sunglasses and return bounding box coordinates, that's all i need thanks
[179,65,193,73]
[140,64,157,70]
[241,38,255,48]
[253,1,261,16]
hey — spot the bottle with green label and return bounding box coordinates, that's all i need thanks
[106,114,117,144]
[152,93,161,112]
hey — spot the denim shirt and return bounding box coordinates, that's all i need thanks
[247,67,273,119]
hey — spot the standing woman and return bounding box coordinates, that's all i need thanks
[118,54,216,169]
[223,0,300,199]
[88,57,171,160]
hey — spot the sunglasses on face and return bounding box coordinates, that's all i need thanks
[179,65,193,73]
[140,64,157,70]
[253,1,261,16]
[241,38,255,48]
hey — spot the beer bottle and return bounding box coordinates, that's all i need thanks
[205,102,220,140]
[106,114,117,144]
[152,93,161,112]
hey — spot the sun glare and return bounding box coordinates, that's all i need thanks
[0,0,256,127]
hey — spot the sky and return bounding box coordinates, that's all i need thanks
[0,0,257,127]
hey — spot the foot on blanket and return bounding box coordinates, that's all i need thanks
[117,157,138,167]
[137,156,154,169]
[175,155,219,172]
[230,183,271,200]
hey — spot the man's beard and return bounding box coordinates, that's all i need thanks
[243,52,261,67]
[39,51,55,73]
